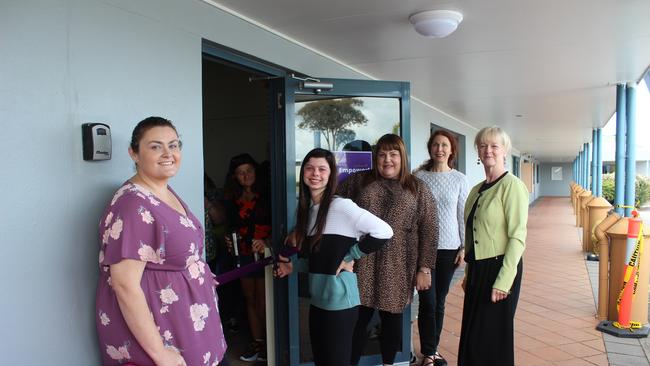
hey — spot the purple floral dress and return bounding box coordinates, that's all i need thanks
[95,182,226,365]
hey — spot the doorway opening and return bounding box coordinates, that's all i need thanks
[202,54,275,366]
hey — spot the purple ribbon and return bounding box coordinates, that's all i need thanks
[214,246,299,287]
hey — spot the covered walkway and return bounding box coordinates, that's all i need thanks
[412,196,648,365]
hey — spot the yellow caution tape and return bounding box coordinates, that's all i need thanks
[614,221,644,330]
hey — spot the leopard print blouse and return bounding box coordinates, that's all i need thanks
[337,172,439,313]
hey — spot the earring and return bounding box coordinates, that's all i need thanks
[477,157,481,165]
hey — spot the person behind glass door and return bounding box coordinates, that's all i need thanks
[223,153,271,362]
[95,117,226,366]
[414,130,469,366]
[458,126,528,366]
[337,134,439,366]
[275,148,393,366]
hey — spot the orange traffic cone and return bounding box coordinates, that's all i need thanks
[597,209,649,337]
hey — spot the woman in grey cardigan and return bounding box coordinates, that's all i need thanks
[414,130,468,366]
[338,134,439,366]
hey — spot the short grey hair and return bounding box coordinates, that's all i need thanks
[474,126,512,154]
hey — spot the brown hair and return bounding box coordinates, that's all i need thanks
[130,116,179,153]
[295,148,338,251]
[364,134,417,193]
[418,130,458,171]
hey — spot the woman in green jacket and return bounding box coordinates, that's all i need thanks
[458,126,528,366]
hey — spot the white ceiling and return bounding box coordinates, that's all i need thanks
[210,0,650,162]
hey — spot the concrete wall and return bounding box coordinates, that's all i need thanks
[539,163,573,197]
[0,0,506,363]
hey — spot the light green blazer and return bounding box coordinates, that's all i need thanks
[464,173,528,292]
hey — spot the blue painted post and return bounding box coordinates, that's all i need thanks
[596,128,603,197]
[625,84,637,216]
[581,147,586,187]
[578,148,583,187]
[573,158,577,183]
[591,130,598,193]
[584,142,590,191]
[614,84,626,215]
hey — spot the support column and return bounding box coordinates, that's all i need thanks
[578,148,584,187]
[625,84,637,216]
[614,84,626,215]
[596,128,603,197]
[584,142,590,190]
[591,129,598,193]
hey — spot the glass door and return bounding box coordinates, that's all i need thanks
[285,77,411,366]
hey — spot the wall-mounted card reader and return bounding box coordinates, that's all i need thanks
[82,123,111,161]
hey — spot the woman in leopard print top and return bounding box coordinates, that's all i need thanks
[338,134,439,366]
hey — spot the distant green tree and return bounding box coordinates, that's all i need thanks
[601,173,650,208]
[297,99,368,150]
[392,123,400,135]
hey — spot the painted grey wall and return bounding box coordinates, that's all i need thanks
[0,0,527,363]
[539,163,573,197]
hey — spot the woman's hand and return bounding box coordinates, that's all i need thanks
[274,255,293,278]
[454,249,464,266]
[415,267,431,291]
[491,288,508,303]
[336,259,354,276]
[252,239,266,254]
[153,347,187,366]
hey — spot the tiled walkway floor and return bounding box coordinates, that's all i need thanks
[412,197,610,365]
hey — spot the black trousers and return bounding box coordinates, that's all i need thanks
[350,305,403,365]
[458,256,523,366]
[418,249,459,356]
[309,305,358,366]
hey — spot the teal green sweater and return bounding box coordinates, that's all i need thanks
[296,198,393,311]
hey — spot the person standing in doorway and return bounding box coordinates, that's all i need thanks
[223,153,271,362]
[458,126,528,366]
[275,148,393,366]
[414,130,469,366]
[338,134,439,366]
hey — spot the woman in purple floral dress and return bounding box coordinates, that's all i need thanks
[95,117,226,366]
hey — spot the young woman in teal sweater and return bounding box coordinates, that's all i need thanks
[275,148,393,366]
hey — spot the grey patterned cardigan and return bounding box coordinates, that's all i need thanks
[337,172,439,313]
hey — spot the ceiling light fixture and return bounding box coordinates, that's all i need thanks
[409,10,463,38]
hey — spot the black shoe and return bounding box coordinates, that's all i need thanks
[410,352,417,364]
[240,341,262,362]
[433,352,447,366]
[257,343,267,362]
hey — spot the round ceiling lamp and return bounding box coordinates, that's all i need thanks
[409,10,463,38]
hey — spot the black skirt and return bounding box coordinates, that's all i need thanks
[458,256,522,366]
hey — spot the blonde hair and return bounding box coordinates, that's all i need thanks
[474,126,511,154]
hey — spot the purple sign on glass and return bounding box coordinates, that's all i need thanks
[334,151,373,183]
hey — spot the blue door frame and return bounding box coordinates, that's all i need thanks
[290,77,411,366]
[202,40,412,366]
